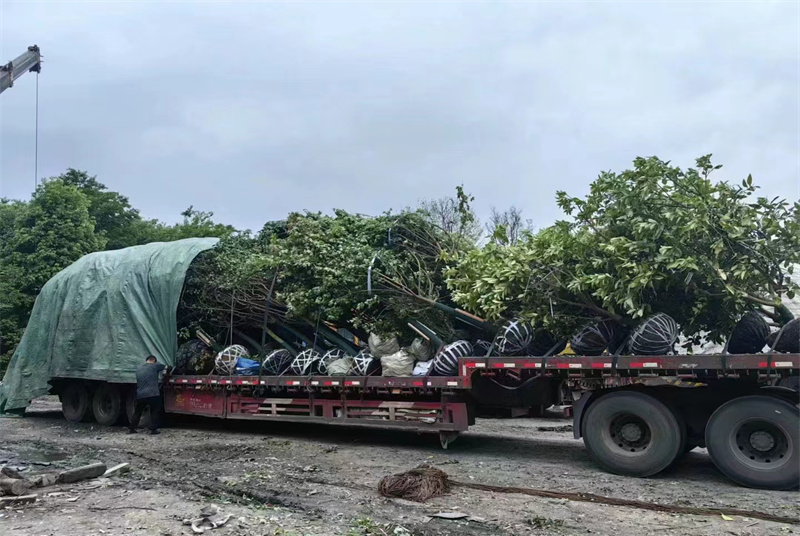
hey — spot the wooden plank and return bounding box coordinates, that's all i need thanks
[0,494,36,505]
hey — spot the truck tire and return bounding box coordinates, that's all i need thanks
[705,395,799,490]
[582,391,684,477]
[61,382,93,423]
[125,389,151,429]
[92,384,122,426]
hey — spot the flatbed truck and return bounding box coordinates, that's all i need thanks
[52,351,800,490]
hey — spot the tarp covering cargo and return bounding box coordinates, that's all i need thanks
[0,238,218,413]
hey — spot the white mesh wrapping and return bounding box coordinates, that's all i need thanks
[261,349,293,376]
[495,319,533,356]
[433,340,473,376]
[629,313,679,356]
[215,344,249,375]
[318,349,346,375]
[353,349,378,376]
[290,349,321,375]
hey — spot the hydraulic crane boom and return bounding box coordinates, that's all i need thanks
[0,45,42,95]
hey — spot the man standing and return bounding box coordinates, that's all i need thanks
[129,355,167,435]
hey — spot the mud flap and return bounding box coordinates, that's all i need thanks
[571,391,595,440]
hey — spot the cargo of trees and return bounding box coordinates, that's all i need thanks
[173,155,799,376]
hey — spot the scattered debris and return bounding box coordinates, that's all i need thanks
[0,476,32,496]
[430,512,469,520]
[29,474,58,488]
[57,462,107,484]
[527,516,565,529]
[536,425,573,433]
[378,465,449,502]
[183,504,233,534]
[1,466,24,479]
[0,494,37,506]
[103,463,130,477]
[88,506,156,512]
[378,466,800,525]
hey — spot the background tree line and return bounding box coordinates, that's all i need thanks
[0,169,236,371]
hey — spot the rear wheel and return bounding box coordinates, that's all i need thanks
[61,382,93,423]
[705,395,798,490]
[92,384,122,426]
[583,391,685,477]
[124,389,151,429]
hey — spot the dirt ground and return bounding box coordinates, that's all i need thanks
[0,398,797,536]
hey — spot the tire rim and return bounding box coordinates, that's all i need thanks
[731,418,792,470]
[99,392,112,416]
[607,414,652,454]
[66,389,82,410]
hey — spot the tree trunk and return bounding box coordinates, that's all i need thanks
[56,463,107,484]
[776,303,795,324]
[0,477,32,496]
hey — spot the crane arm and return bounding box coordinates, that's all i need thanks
[0,45,42,95]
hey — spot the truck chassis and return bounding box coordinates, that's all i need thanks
[51,353,799,490]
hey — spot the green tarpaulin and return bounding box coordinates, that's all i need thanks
[0,238,218,413]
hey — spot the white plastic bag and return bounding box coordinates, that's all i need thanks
[412,360,433,376]
[381,350,415,377]
[368,333,401,358]
[406,337,433,361]
[326,357,355,376]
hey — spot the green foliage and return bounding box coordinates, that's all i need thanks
[0,170,234,374]
[0,182,106,368]
[447,156,799,346]
[57,169,142,250]
[181,209,463,341]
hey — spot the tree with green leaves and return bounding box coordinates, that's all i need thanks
[57,169,143,250]
[446,156,799,347]
[0,181,107,369]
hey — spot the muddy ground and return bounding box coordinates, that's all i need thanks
[0,397,797,536]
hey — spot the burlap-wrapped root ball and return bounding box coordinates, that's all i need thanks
[570,320,623,356]
[176,339,214,374]
[353,349,381,376]
[290,349,321,375]
[318,349,346,375]
[628,313,679,356]
[727,311,770,354]
[494,319,533,356]
[261,349,293,376]
[432,340,474,376]
[215,344,250,375]
[768,318,800,354]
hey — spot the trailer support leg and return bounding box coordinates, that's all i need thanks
[439,431,459,450]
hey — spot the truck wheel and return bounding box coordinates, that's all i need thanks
[125,390,150,429]
[705,395,798,490]
[61,383,93,423]
[92,384,122,426]
[583,391,684,477]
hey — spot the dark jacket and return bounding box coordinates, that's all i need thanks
[135,362,166,399]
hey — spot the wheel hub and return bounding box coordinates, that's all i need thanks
[620,423,643,443]
[609,414,651,453]
[749,431,775,452]
[735,421,788,465]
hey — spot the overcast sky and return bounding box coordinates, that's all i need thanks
[1,1,798,233]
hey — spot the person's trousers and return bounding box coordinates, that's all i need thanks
[129,396,162,431]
